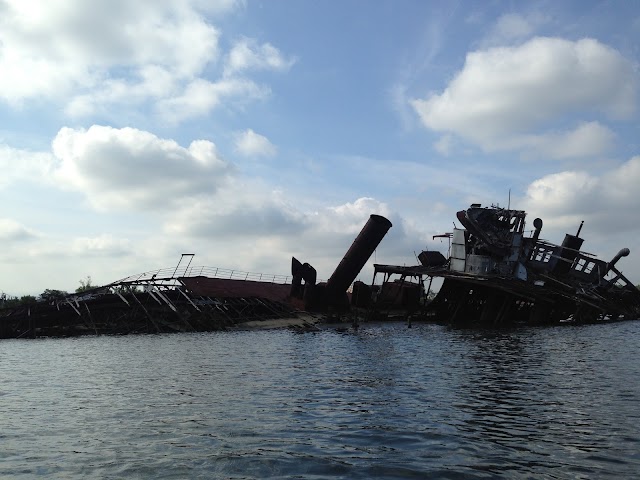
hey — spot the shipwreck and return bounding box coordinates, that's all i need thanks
[373,204,640,325]
[0,215,393,338]
[3,204,640,338]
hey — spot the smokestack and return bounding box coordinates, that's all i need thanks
[325,214,392,299]
[532,218,543,243]
[604,248,630,277]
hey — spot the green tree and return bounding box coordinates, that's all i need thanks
[75,276,97,293]
[39,289,68,303]
[19,295,37,304]
[1,294,38,308]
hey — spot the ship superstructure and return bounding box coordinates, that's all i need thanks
[373,204,640,325]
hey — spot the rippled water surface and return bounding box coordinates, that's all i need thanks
[1,321,639,478]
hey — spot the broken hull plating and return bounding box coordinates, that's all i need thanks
[374,205,640,326]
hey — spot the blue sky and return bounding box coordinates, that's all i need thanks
[1,0,640,296]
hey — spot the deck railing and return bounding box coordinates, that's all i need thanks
[110,265,293,286]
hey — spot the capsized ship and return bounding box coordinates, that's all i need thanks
[373,204,640,325]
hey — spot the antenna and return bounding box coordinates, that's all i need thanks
[508,188,511,210]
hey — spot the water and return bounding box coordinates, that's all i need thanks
[1,321,639,479]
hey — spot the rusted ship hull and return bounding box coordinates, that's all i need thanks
[373,204,640,326]
[0,214,393,338]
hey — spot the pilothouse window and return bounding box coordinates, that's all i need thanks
[575,258,595,274]
[532,246,552,263]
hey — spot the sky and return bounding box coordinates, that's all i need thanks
[1,0,640,296]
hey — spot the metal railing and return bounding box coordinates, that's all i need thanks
[110,265,293,287]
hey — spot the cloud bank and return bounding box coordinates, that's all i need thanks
[0,0,294,123]
[52,125,233,210]
[411,37,637,158]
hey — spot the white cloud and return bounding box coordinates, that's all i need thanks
[494,13,536,40]
[520,157,640,279]
[52,125,233,211]
[323,198,393,235]
[165,193,394,249]
[489,121,615,159]
[71,234,132,257]
[411,37,637,158]
[0,1,222,103]
[224,37,296,76]
[234,129,277,157]
[522,156,640,234]
[188,0,245,15]
[157,78,269,123]
[164,179,305,238]
[0,1,290,123]
[0,218,37,241]
[0,144,55,187]
[484,13,549,46]
[537,122,615,159]
[163,194,405,280]
[1,128,420,290]
[389,83,416,131]
[65,65,180,117]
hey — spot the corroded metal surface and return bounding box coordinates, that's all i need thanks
[180,276,291,302]
[372,204,640,325]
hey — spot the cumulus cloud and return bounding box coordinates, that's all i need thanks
[164,180,306,238]
[489,121,615,159]
[166,193,395,247]
[0,1,291,123]
[0,1,220,102]
[163,194,407,279]
[0,144,55,187]
[71,234,132,257]
[411,37,637,158]
[0,218,37,241]
[2,126,417,284]
[224,37,296,76]
[52,125,233,210]
[234,129,277,157]
[65,65,181,117]
[299,198,410,268]
[522,156,640,234]
[534,122,615,159]
[321,198,394,235]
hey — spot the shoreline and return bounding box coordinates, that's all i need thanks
[234,312,325,330]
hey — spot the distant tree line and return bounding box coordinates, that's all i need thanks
[0,276,98,308]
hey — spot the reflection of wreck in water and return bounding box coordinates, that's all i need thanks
[373,204,640,325]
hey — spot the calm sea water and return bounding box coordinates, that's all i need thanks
[1,321,639,479]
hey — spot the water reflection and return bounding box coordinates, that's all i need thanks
[442,325,640,477]
[0,322,638,478]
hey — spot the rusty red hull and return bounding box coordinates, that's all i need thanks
[180,276,293,303]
